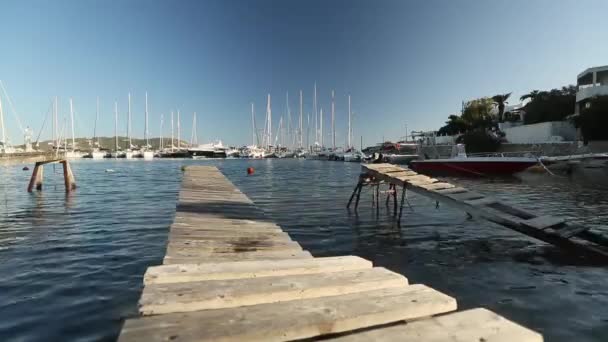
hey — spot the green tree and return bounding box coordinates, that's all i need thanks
[520,90,539,102]
[437,114,469,135]
[491,93,511,123]
[522,85,577,124]
[461,97,494,128]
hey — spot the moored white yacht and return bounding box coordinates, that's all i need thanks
[188,141,227,158]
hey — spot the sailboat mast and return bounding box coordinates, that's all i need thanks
[177,110,181,150]
[314,83,317,144]
[190,112,197,146]
[331,90,335,150]
[266,94,271,150]
[348,94,351,149]
[307,113,310,149]
[299,90,303,148]
[286,92,290,149]
[320,107,324,147]
[54,96,58,149]
[114,101,118,152]
[145,92,149,147]
[251,103,255,146]
[160,113,164,150]
[170,111,174,152]
[0,96,5,148]
[69,97,75,152]
[95,97,99,147]
[128,93,132,148]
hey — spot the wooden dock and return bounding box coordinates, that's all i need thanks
[118,165,542,341]
[361,163,608,261]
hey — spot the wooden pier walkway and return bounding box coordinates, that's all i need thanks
[118,165,542,341]
[361,163,608,261]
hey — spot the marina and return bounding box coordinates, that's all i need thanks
[2,1,608,341]
[118,165,541,341]
[1,159,608,341]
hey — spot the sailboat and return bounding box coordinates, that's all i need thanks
[86,97,108,159]
[65,98,85,158]
[110,101,124,158]
[142,92,154,159]
[342,95,365,162]
[123,93,136,159]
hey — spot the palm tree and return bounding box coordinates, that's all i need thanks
[520,90,539,102]
[492,93,511,123]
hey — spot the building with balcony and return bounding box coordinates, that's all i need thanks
[576,65,608,113]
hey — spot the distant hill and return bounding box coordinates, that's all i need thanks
[24,136,190,152]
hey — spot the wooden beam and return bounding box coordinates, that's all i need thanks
[119,285,457,342]
[144,256,373,285]
[325,308,543,342]
[139,267,408,315]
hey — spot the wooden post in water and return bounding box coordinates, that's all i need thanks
[27,163,44,192]
[26,159,76,193]
[61,160,76,192]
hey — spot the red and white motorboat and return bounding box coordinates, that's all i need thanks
[410,145,538,176]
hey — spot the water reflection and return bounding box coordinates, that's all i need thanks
[0,159,606,341]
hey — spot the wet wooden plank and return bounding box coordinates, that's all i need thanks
[139,267,408,315]
[446,191,485,201]
[163,250,313,265]
[119,285,457,342]
[465,197,499,206]
[419,182,455,191]
[165,241,303,256]
[326,308,543,342]
[522,215,566,230]
[144,256,373,285]
[435,187,468,194]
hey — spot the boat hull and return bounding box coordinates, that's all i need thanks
[410,158,538,176]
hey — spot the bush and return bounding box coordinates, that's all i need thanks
[457,129,501,153]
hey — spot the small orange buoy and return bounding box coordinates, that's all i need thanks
[247,167,254,175]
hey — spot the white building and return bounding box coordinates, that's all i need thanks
[576,65,608,113]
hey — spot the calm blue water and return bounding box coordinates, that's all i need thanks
[1,159,607,341]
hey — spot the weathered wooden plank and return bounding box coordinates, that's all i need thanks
[435,187,468,194]
[446,191,485,201]
[144,256,373,285]
[163,250,313,265]
[139,267,408,315]
[167,237,298,249]
[170,223,283,233]
[165,241,303,256]
[326,308,543,342]
[119,285,457,342]
[418,182,455,191]
[522,215,565,230]
[169,229,291,240]
[465,197,499,206]
[552,225,589,238]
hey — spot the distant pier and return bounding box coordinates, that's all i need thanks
[118,165,541,341]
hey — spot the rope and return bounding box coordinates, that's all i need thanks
[34,99,54,145]
[536,157,556,176]
[0,80,25,133]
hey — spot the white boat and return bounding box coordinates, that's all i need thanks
[226,148,240,158]
[65,151,85,159]
[344,150,366,162]
[90,150,107,159]
[188,141,227,158]
[142,151,154,160]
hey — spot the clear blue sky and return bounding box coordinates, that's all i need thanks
[1,0,607,147]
